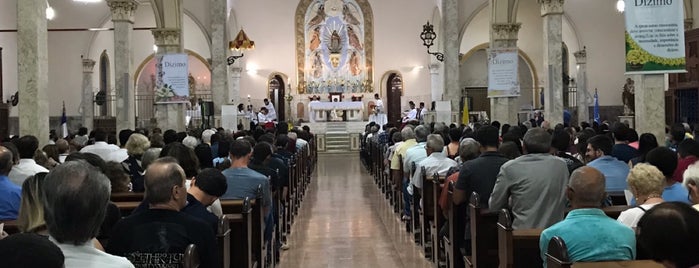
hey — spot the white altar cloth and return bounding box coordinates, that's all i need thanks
[309,101,364,122]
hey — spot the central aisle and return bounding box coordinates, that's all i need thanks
[280,154,432,268]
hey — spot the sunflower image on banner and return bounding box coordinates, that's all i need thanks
[624,0,685,74]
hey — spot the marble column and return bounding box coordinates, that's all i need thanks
[442,0,460,113]
[230,66,242,107]
[634,74,665,144]
[210,0,228,117]
[17,0,49,144]
[152,28,186,131]
[107,0,138,132]
[540,0,565,126]
[574,48,589,125]
[82,58,96,131]
[489,23,521,125]
[429,63,443,101]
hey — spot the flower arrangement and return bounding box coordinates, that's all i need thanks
[350,95,363,102]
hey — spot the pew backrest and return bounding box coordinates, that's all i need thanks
[545,236,664,268]
[183,244,199,268]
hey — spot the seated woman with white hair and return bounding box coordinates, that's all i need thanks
[617,163,665,228]
[682,162,699,211]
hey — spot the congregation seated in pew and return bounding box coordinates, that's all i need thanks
[106,158,217,268]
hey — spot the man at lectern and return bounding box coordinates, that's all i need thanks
[264,99,277,121]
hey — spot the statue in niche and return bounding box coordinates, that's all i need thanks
[309,26,321,51]
[308,4,325,27]
[349,51,360,76]
[329,30,342,54]
[622,77,635,115]
[343,4,360,25]
[312,51,323,78]
[347,26,362,51]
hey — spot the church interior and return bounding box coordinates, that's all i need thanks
[1,0,699,267]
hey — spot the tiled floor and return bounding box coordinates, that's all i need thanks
[280,153,432,268]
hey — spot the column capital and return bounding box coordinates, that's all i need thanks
[539,0,565,16]
[686,18,694,31]
[574,47,587,64]
[107,0,139,23]
[82,58,96,73]
[151,28,181,47]
[492,23,522,42]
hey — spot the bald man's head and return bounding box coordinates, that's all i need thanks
[568,166,606,207]
[144,157,186,206]
[0,146,12,175]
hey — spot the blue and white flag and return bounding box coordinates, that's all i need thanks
[61,101,68,138]
[593,89,600,124]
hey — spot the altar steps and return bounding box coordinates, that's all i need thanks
[324,122,351,153]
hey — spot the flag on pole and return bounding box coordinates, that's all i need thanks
[593,89,600,124]
[61,101,68,138]
[461,97,470,126]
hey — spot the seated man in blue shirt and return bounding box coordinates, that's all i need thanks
[585,135,630,193]
[0,146,21,220]
[220,140,274,244]
[540,166,636,266]
[646,147,691,204]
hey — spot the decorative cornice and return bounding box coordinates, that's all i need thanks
[151,28,181,47]
[107,0,139,23]
[82,59,96,73]
[429,63,440,72]
[539,0,565,16]
[686,18,694,31]
[492,23,521,41]
[574,48,587,64]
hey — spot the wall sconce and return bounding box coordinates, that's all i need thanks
[227,29,255,65]
[420,21,444,62]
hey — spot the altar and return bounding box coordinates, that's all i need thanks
[309,101,364,122]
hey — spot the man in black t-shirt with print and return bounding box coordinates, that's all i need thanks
[107,157,217,268]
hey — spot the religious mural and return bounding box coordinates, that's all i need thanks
[300,0,371,94]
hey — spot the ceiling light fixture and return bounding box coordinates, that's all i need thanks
[73,0,103,3]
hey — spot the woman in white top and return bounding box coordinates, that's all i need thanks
[617,163,665,228]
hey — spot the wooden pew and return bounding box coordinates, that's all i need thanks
[545,236,663,268]
[220,197,265,268]
[217,215,231,268]
[431,177,446,267]
[397,154,405,220]
[443,181,467,268]
[113,201,140,216]
[417,167,431,258]
[0,219,19,235]
[497,209,543,268]
[465,192,499,268]
[110,192,144,202]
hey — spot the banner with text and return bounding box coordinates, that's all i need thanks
[155,53,190,103]
[625,0,685,74]
[488,48,520,98]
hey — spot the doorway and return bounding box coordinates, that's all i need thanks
[268,75,286,122]
[386,73,403,124]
